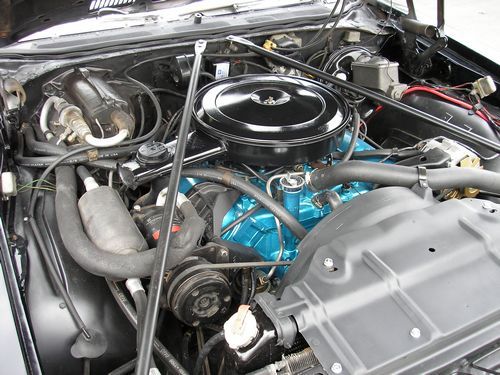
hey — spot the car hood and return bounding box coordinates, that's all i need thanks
[0,0,149,44]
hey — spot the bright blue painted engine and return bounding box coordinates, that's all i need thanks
[220,132,378,275]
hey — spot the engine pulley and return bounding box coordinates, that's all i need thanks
[164,257,232,327]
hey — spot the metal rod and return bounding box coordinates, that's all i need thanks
[226,36,500,153]
[135,39,207,375]
[221,203,262,235]
[181,260,293,272]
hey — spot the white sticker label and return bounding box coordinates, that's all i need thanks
[215,62,230,80]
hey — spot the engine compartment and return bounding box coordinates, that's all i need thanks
[1,1,500,374]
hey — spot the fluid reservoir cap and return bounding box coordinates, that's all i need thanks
[223,305,259,350]
[136,142,171,166]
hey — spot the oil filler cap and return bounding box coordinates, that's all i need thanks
[136,141,171,166]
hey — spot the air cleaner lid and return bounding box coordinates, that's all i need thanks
[193,75,348,146]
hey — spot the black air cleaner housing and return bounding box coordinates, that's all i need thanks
[193,75,350,166]
[119,75,350,187]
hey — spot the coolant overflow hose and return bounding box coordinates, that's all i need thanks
[308,160,500,193]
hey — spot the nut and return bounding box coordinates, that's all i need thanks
[323,257,334,269]
[410,327,421,339]
[331,362,343,374]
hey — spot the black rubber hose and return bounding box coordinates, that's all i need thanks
[165,212,206,269]
[122,67,163,146]
[76,165,93,182]
[330,149,422,160]
[193,332,225,375]
[133,175,170,207]
[249,269,256,301]
[24,125,139,160]
[152,87,187,99]
[55,166,205,279]
[240,268,250,305]
[23,125,65,155]
[325,191,342,210]
[341,109,360,162]
[15,154,118,170]
[18,144,136,160]
[32,121,47,142]
[137,96,146,138]
[27,145,100,341]
[15,135,138,169]
[131,290,147,345]
[182,168,308,240]
[22,126,119,170]
[131,290,156,370]
[309,160,500,193]
[181,331,194,369]
[29,205,91,337]
[106,280,189,375]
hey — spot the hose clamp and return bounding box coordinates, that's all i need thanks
[86,149,99,162]
[417,166,428,188]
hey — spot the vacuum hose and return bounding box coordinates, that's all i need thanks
[39,96,59,140]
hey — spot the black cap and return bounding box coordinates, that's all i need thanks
[136,142,172,166]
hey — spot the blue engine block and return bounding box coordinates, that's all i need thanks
[220,132,378,275]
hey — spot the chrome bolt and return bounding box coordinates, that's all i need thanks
[410,327,421,339]
[331,362,342,374]
[323,257,334,269]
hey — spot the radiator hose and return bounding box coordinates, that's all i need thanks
[308,160,500,193]
[55,166,205,279]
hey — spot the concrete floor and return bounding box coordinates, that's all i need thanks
[413,0,499,64]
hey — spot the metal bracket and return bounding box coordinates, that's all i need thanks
[437,0,445,33]
[255,292,297,349]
